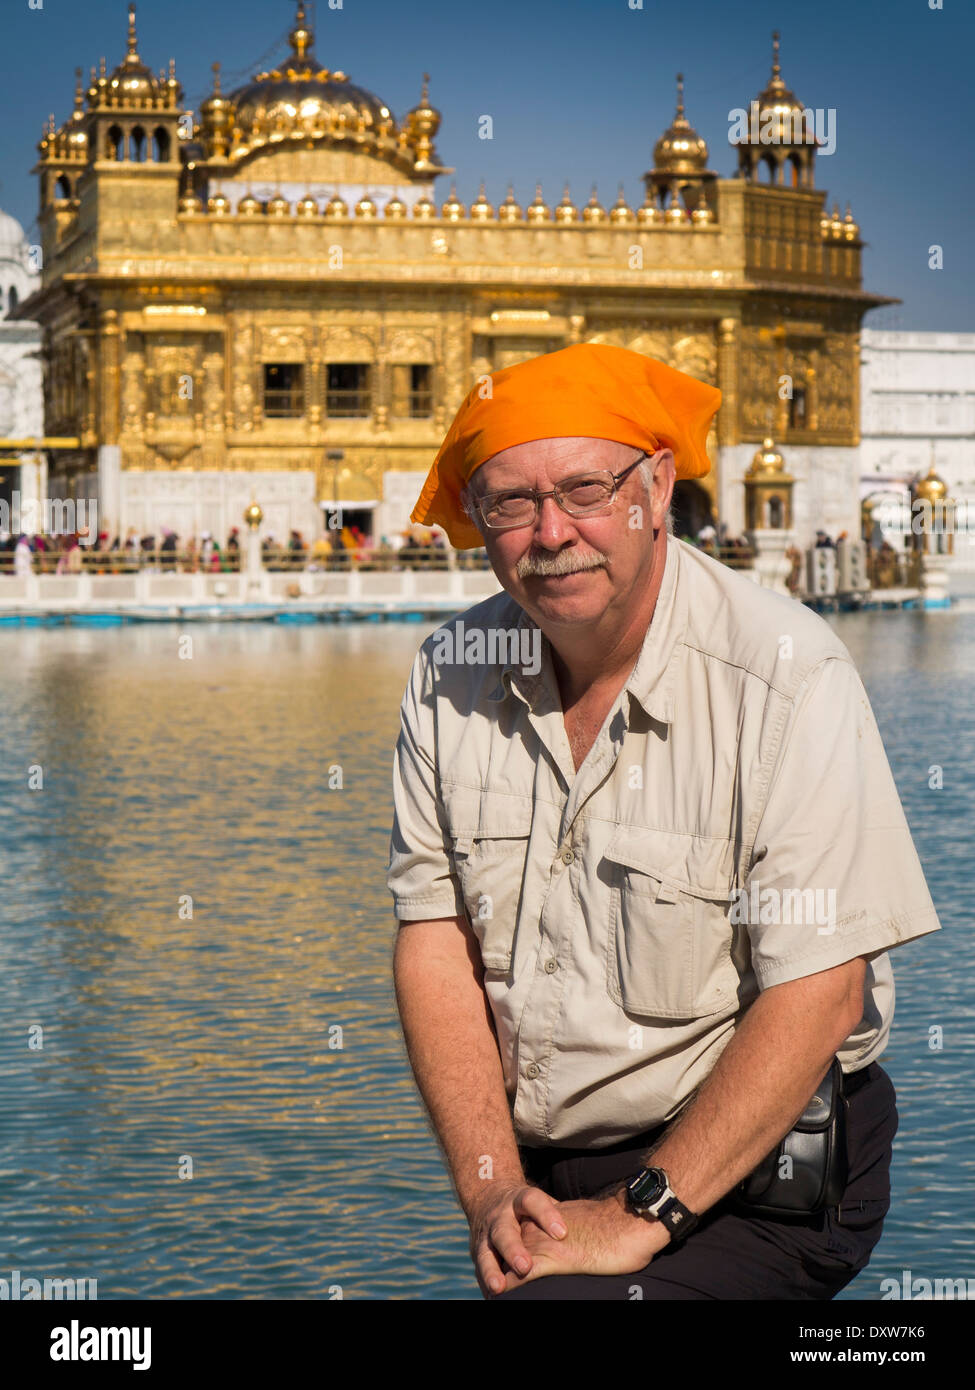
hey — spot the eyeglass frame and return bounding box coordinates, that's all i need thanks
[469,450,654,532]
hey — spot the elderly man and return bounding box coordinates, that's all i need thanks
[387,343,940,1300]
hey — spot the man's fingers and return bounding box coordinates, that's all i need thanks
[475,1243,507,1298]
[486,1208,535,1279]
[514,1184,568,1239]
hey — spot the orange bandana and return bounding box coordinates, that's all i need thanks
[411,342,722,548]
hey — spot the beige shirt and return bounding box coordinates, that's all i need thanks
[387,535,941,1147]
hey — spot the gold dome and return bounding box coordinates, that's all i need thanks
[526,183,551,225]
[354,192,378,218]
[747,435,790,477]
[178,190,204,213]
[323,192,349,218]
[664,188,688,225]
[653,74,709,175]
[384,195,408,219]
[914,463,948,503]
[207,192,231,215]
[224,3,418,172]
[403,72,445,173]
[412,194,437,219]
[690,189,713,226]
[440,183,467,221]
[296,193,319,217]
[469,181,494,221]
[201,62,233,158]
[829,201,844,237]
[237,191,263,215]
[842,203,860,242]
[266,192,291,216]
[108,5,161,105]
[498,183,523,224]
[244,501,264,529]
[609,184,635,226]
[582,186,607,224]
[555,183,579,225]
[636,193,661,226]
[743,32,815,147]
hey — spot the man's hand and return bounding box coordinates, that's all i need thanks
[468,1181,569,1296]
[496,1189,671,1293]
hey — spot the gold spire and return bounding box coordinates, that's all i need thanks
[470,180,494,221]
[290,2,313,60]
[127,3,139,60]
[499,181,522,223]
[526,182,551,224]
[555,181,578,224]
[771,29,781,81]
[74,67,84,109]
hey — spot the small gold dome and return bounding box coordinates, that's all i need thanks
[244,501,264,529]
[108,5,160,105]
[498,184,522,224]
[748,435,787,477]
[744,33,815,148]
[267,192,291,216]
[384,194,407,219]
[914,463,948,503]
[201,63,233,157]
[691,189,713,226]
[404,71,442,141]
[412,194,437,219]
[207,192,231,215]
[323,193,349,218]
[664,189,688,225]
[653,75,709,175]
[636,194,661,226]
[237,192,263,215]
[609,184,635,226]
[354,192,378,217]
[179,190,204,213]
[829,201,844,237]
[296,194,320,216]
[842,203,859,242]
[582,186,607,224]
[440,183,466,220]
[526,183,551,225]
[469,181,494,221]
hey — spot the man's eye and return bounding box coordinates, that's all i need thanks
[564,481,612,506]
[486,492,533,512]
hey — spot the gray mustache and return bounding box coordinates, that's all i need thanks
[516,549,609,578]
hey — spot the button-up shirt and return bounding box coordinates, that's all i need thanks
[386,535,941,1147]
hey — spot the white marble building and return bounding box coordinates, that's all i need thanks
[0,209,44,524]
[860,329,975,565]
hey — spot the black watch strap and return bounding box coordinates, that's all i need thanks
[625,1167,699,1243]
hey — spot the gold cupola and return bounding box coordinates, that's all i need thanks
[581,185,606,224]
[745,433,795,530]
[609,184,635,226]
[913,461,948,505]
[469,181,494,221]
[384,193,408,219]
[646,74,716,214]
[526,183,551,225]
[498,183,523,224]
[107,4,160,104]
[440,183,467,221]
[555,183,579,225]
[736,32,817,188]
[200,63,233,159]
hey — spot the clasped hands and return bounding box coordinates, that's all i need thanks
[468,1180,672,1297]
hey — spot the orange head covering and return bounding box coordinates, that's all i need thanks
[411,342,721,548]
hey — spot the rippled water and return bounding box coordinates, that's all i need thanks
[0,599,971,1301]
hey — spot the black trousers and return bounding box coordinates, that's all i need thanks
[492,1062,897,1300]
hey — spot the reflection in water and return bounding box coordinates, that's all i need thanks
[0,609,970,1299]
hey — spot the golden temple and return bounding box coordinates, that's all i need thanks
[18,4,890,545]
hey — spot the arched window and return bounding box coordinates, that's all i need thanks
[8,286,19,312]
[768,495,784,528]
[130,126,147,162]
[153,127,171,163]
[56,174,72,199]
[107,125,124,161]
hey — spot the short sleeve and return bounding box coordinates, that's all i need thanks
[745,656,941,988]
[386,645,466,921]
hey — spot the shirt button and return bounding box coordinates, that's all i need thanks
[561,849,575,865]
[544,958,558,974]
[526,1062,541,1079]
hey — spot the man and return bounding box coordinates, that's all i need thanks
[387,343,941,1300]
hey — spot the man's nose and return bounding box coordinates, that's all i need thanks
[531,493,578,548]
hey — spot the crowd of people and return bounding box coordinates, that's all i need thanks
[0,521,460,574]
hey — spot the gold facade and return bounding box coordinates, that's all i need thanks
[22,6,889,534]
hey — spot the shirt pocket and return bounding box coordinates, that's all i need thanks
[603,829,740,1020]
[440,784,533,971]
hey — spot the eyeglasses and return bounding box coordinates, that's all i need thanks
[473,453,649,531]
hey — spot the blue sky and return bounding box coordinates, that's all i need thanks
[2,0,971,331]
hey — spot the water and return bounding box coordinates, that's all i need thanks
[0,605,971,1301]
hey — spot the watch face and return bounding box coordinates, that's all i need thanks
[629,1167,667,1207]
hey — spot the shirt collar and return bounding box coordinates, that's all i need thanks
[487,534,687,723]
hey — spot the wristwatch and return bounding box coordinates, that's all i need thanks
[625,1166,699,1243]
